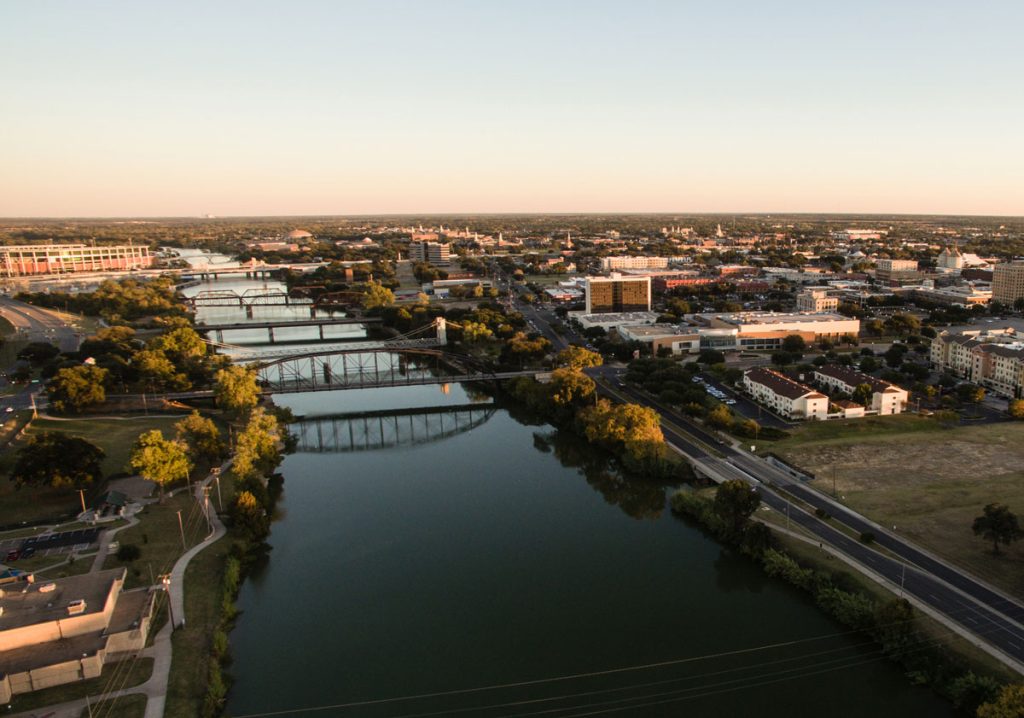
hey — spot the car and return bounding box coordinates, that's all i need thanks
[725,399,737,405]
[4,407,12,413]
[5,549,19,562]
[19,546,34,559]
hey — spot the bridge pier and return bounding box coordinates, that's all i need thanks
[268,326,275,343]
[319,325,325,340]
[245,305,254,319]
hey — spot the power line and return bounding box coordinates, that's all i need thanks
[228,600,1002,718]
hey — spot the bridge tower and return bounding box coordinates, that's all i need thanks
[435,317,447,346]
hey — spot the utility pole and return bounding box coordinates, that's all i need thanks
[176,509,186,551]
[214,471,223,512]
[77,489,87,515]
[202,485,212,533]
[899,562,906,598]
[85,693,94,718]
[786,501,790,531]
[160,574,176,630]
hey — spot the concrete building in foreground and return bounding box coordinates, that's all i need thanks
[743,367,828,420]
[813,364,909,415]
[0,244,153,277]
[0,568,155,702]
[584,274,652,314]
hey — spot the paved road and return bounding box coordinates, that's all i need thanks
[0,296,84,352]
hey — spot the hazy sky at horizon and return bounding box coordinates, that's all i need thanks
[2,0,1023,217]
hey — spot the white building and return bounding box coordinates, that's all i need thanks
[599,256,670,271]
[743,367,829,420]
[795,289,839,313]
[813,365,909,415]
[408,241,451,266]
[695,311,860,342]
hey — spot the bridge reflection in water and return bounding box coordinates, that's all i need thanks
[291,403,497,453]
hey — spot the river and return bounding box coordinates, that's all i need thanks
[180,253,952,717]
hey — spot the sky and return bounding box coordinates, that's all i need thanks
[2,0,1023,217]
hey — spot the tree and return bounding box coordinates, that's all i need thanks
[10,432,105,489]
[361,279,395,309]
[232,408,282,483]
[214,365,260,417]
[555,345,603,370]
[706,404,734,430]
[230,490,269,542]
[175,411,227,463]
[128,430,193,497]
[548,368,596,406]
[1009,399,1024,419]
[853,383,873,407]
[134,348,190,391]
[47,365,108,413]
[698,349,725,365]
[977,684,1024,718]
[771,351,794,367]
[713,479,761,534]
[972,503,1023,555]
[460,320,493,343]
[17,341,61,365]
[781,334,807,354]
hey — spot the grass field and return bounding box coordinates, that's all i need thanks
[771,420,1024,598]
[25,414,184,478]
[104,489,215,589]
[78,693,148,718]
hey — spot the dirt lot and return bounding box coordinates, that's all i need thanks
[774,421,1024,598]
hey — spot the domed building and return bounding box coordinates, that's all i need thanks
[285,229,313,240]
[937,245,964,270]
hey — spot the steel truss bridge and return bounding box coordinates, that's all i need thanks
[187,288,307,308]
[253,346,538,394]
[291,403,497,453]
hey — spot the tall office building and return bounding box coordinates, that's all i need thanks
[584,274,651,314]
[993,261,1024,305]
[0,244,153,277]
[408,241,451,266]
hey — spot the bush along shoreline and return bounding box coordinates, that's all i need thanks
[199,405,292,718]
[670,485,1018,717]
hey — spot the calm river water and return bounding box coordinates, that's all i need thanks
[178,257,951,717]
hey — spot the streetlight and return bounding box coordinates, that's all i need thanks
[161,574,177,630]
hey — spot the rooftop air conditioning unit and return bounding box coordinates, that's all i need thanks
[67,599,87,615]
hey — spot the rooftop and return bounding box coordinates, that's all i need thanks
[814,364,903,393]
[0,568,124,632]
[745,367,825,400]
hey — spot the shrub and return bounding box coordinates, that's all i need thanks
[116,543,142,562]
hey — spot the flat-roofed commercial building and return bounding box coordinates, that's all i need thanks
[813,364,909,414]
[0,568,155,702]
[0,244,153,277]
[743,367,828,420]
[584,274,651,314]
[875,258,920,284]
[696,311,860,342]
[993,261,1024,305]
[617,324,702,355]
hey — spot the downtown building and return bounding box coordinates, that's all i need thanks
[992,261,1024,305]
[584,274,652,314]
[0,244,153,277]
[408,241,451,266]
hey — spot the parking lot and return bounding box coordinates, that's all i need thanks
[1,527,100,562]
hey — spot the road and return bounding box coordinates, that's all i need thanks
[0,296,83,352]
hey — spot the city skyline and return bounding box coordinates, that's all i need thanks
[2,0,1022,217]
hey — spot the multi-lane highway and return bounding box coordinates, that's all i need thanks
[0,296,83,352]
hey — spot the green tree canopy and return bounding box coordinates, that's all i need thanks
[1008,399,1024,419]
[555,345,603,371]
[972,503,1023,555]
[214,365,261,417]
[713,479,761,534]
[977,684,1024,718]
[361,279,395,309]
[128,430,193,496]
[10,432,105,490]
[175,411,226,463]
[47,365,108,413]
